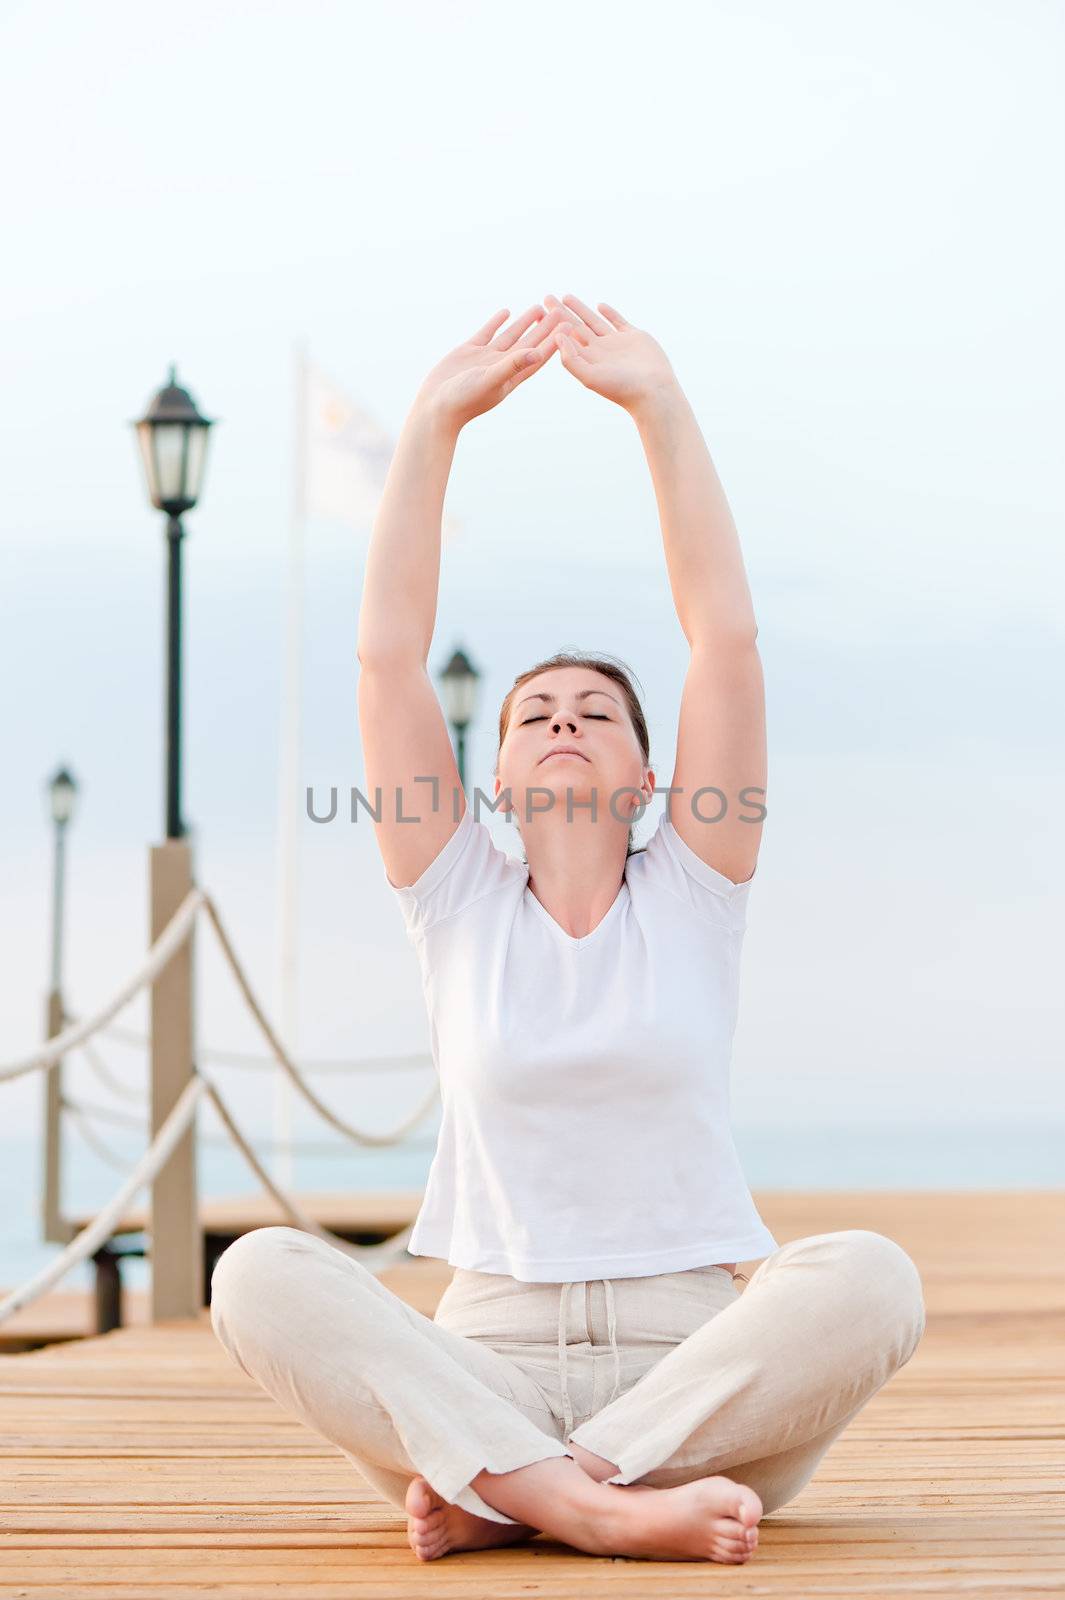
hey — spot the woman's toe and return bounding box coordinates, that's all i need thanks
[405,1477,434,1516]
[734,1484,763,1524]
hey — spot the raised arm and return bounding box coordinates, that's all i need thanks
[356,304,564,889]
[547,294,766,885]
[632,386,765,885]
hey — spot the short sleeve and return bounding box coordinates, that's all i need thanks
[385,805,521,942]
[631,809,755,931]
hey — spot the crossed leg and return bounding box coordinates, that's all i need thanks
[566,1229,927,1515]
[208,1226,571,1527]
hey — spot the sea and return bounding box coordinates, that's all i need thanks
[2,1121,1061,1296]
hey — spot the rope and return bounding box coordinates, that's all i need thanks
[2,895,440,1147]
[75,1038,145,1104]
[0,877,440,1321]
[0,888,205,1084]
[60,1095,148,1131]
[62,1089,440,1155]
[199,1074,416,1272]
[65,1102,137,1174]
[2,883,440,1148]
[197,892,441,1148]
[0,1069,417,1324]
[64,1014,433,1075]
[0,1076,207,1324]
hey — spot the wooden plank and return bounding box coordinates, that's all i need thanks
[0,1193,1061,1596]
[0,1289,150,1353]
[67,1188,426,1238]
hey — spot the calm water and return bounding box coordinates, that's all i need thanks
[1,1123,1061,1295]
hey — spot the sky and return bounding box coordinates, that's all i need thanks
[0,0,1062,1168]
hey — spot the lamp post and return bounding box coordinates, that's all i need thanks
[131,365,215,1326]
[132,365,215,840]
[438,646,481,792]
[41,764,79,1245]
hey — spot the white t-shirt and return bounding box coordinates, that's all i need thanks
[386,803,779,1282]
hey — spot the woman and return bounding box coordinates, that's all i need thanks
[210,296,926,1565]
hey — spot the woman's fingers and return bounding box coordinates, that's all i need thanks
[486,342,550,392]
[544,294,591,344]
[492,303,546,350]
[465,297,624,358]
[560,293,613,337]
[556,322,587,365]
[516,303,566,348]
[468,308,511,346]
[597,301,630,330]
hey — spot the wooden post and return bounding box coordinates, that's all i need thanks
[40,987,73,1245]
[149,839,202,1321]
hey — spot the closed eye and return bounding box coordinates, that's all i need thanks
[520,714,610,724]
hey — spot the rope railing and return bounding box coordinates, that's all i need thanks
[0,1066,418,1325]
[71,1031,441,1145]
[0,877,440,1325]
[0,887,442,1149]
[0,888,205,1084]
[197,1074,416,1272]
[63,1013,433,1075]
[65,1100,136,1174]
[0,1076,207,1323]
[63,1087,440,1155]
[197,893,440,1148]
[74,1033,148,1104]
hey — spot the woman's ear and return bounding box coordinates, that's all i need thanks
[493,774,511,818]
[637,769,655,814]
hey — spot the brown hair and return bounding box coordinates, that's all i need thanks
[495,650,652,859]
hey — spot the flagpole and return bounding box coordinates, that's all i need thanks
[273,336,307,1192]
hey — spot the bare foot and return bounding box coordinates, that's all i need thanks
[606,1475,762,1563]
[405,1474,538,1561]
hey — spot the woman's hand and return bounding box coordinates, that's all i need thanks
[415,304,565,432]
[546,293,679,415]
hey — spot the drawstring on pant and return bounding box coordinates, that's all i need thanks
[557,1278,622,1441]
[558,1282,574,1437]
[604,1277,621,1406]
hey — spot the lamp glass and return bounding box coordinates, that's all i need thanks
[183,423,210,503]
[136,422,158,505]
[444,673,479,727]
[50,776,76,825]
[152,421,189,504]
[136,419,210,510]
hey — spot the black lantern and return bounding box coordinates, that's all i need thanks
[47,765,78,828]
[439,647,481,729]
[438,647,481,789]
[133,365,215,515]
[44,763,78,993]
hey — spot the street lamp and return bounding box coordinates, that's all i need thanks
[132,367,215,1325]
[46,764,78,994]
[438,646,481,791]
[131,365,216,839]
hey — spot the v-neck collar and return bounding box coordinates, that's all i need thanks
[523,880,628,949]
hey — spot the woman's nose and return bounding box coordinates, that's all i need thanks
[552,716,577,732]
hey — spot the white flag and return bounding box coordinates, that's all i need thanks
[303,358,461,540]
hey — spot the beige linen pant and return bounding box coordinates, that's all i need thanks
[209,1227,925,1527]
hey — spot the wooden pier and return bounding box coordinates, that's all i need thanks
[1,1190,1062,1595]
